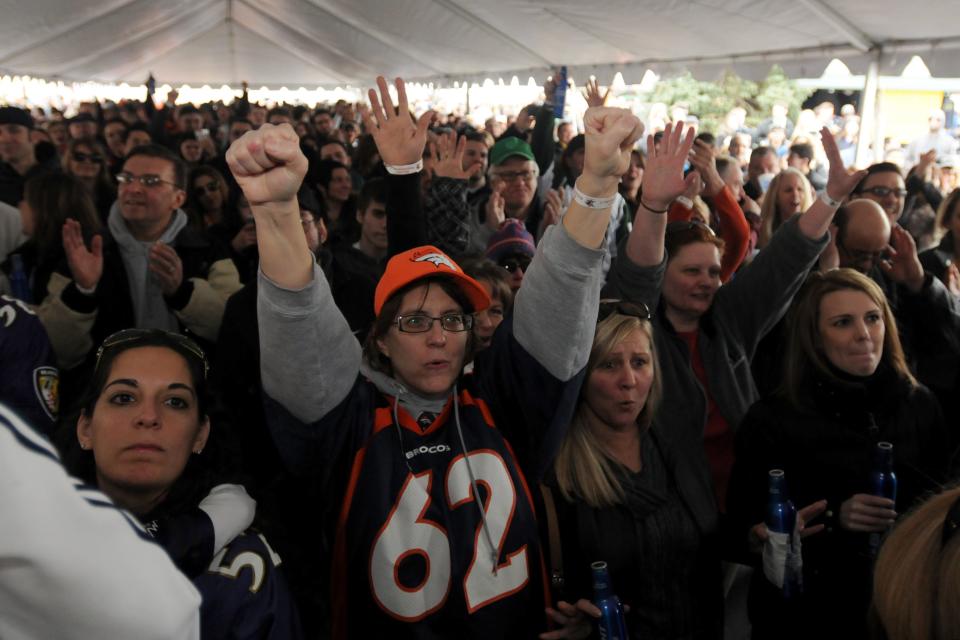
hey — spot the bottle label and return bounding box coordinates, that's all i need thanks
[763,530,790,588]
[763,525,803,592]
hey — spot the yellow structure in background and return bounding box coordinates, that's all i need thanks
[879,89,945,146]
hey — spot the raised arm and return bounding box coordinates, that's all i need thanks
[796,127,867,240]
[361,76,434,255]
[423,131,482,254]
[227,124,312,288]
[623,123,699,266]
[513,107,643,380]
[688,140,751,281]
[228,124,358,423]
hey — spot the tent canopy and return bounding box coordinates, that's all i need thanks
[1,0,958,88]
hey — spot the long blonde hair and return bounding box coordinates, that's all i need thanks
[758,168,813,248]
[553,312,661,508]
[872,486,960,640]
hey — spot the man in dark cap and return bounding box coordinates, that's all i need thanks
[0,107,59,207]
[67,113,98,141]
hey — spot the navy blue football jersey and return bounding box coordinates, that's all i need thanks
[0,294,58,433]
[265,319,585,639]
[196,530,304,640]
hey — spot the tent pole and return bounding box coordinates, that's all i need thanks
[854,50,881,168]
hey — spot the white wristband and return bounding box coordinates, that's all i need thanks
[572,185,616,210]
[820,192,842,208]
[385,159,424,175]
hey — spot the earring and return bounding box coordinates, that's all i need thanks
[193,448,203,455]
[79,442,89,450]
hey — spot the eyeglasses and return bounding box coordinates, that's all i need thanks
[72,151,104,164]
[861,186,907,199]
[117,172,180,189]
[499,256,531,273]
[837,237,890,267]
[394,313,474,333]
[493,170,536,183]
[95,328,209,379]
[597,299,652,324]
[193,181,220,197]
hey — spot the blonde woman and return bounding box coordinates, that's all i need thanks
[540,301,722,640]
[871,485,960,640]
[757,168,814,248]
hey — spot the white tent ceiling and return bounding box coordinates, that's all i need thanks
[1,0,958,88]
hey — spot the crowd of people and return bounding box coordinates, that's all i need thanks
[1,69,960,640]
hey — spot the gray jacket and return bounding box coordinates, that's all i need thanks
[605,215,828,447]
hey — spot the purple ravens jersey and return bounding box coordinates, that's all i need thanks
[0,295,58,433]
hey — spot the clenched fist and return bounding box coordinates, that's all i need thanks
[226,123,307,207]
[583,107,644,182]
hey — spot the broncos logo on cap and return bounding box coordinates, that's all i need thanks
[413,252,458,272]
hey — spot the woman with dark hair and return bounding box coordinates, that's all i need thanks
[919,187,960,291]
[66,329,301,640]
[605,125,865,518]
[185,165,231,231]
[310,158,357,246]
[541,302,724,640]
[226,76,651,638]
[1,172,101,307]
[460,257,513,353]
[727,269,948,639]
[62,137,116,221]
[354,132,385,180]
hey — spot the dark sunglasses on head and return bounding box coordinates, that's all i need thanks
[597,299,652,324]
[499,256,532,274]
[193,181,220,197]
[95,328,209,379]
[665,218,716,237]
[72,151,104,164]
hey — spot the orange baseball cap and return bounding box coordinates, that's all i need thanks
[374,246,491,315]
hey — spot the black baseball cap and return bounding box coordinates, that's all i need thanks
[0,106,34,129]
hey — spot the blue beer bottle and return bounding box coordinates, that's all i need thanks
[765,469,801,597]
[869,441,897,557]
[552,66,568,119]
[591,561,628,640]
[9,254,32,304]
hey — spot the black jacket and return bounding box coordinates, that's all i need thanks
[543,424,722,640]
[727,365,948,639]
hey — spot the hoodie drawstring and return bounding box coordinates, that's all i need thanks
[392,384,499,575]
[452,385,499,575]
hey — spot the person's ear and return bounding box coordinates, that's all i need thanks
[376,336,390,359]
[77,412,93,451]
[193,417,210,453]
[172,187,187,210]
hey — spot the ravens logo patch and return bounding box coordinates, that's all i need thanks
[33,366,59,421]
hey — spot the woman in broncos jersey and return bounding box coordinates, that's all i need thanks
[226,75,696,639]
[65,329,302,640]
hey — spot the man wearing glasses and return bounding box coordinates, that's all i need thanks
[461,137,544,255]
[853,162,909,225]
[47,144,241,376]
